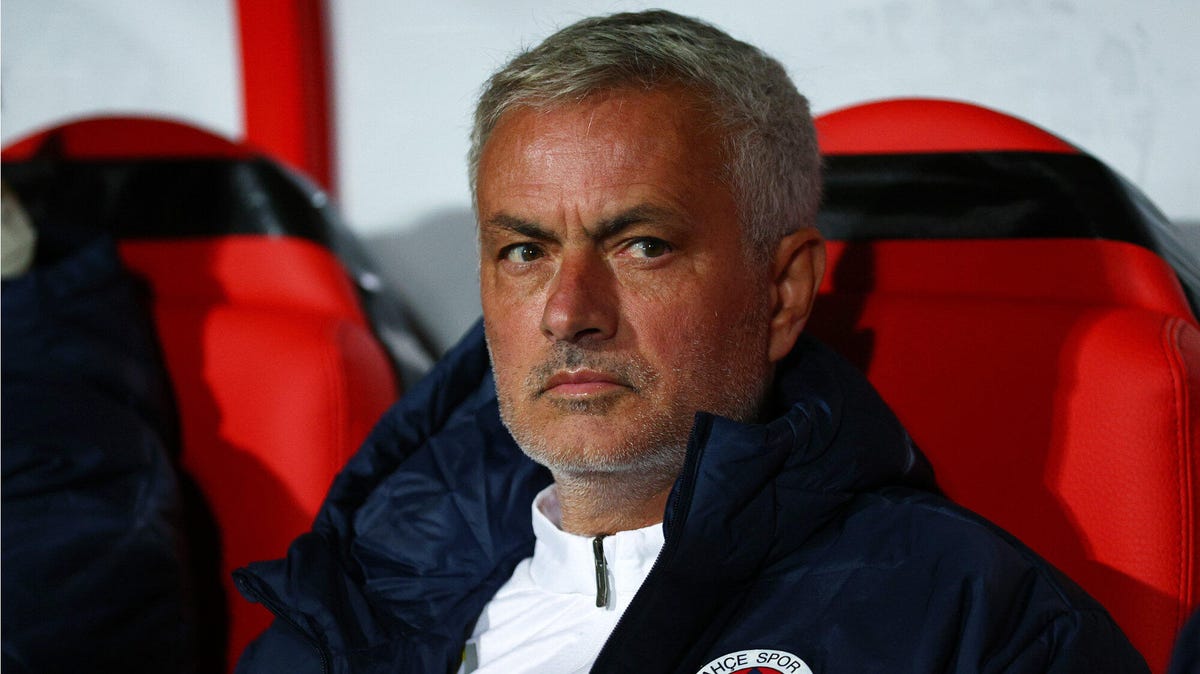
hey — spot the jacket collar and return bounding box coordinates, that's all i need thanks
[660,332,936,583]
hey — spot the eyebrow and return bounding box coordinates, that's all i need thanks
[483,204,678,243]
[483,213,553,241]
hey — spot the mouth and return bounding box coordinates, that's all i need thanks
[540,368,629,397]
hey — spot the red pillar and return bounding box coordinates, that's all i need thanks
[235,0,335,193]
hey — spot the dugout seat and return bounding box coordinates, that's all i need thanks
[2,118,430,672]
[809,98,1200,673]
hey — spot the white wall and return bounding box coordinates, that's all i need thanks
[4,1,1197,352]
[0,0,241,143]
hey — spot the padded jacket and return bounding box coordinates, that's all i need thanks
[2,236,195,673]
[234,322,1148,673]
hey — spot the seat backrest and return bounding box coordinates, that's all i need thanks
[3,118,404,671]
[120,236,397,670]
[810,99,1199,673]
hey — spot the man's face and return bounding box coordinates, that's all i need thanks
[477,87,774,483]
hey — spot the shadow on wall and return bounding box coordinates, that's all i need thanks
[1177,221,1200,262]
[365,207,481,357]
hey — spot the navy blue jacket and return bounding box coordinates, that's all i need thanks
[2,236,196,673]
[235,322,1147,673]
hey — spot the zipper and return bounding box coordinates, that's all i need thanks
[589,414,712,670]
[233,570,333,674]
[593,534,610,607]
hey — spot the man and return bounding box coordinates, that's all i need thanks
[235,10,1147,673]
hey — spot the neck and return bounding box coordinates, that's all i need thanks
[550,471,672,536]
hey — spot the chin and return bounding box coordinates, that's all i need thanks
[506,415,689,479]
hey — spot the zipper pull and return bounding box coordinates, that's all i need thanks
[592,535,609,608]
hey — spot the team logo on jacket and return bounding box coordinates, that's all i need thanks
[695,649,813,674]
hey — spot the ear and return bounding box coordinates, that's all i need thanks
[767,227,826,362]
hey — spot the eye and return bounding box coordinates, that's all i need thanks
[626,238,672,259]
[501,243,544,263]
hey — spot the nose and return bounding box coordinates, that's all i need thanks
[540,251,617,343]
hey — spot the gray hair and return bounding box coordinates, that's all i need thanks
[468,9,822,253]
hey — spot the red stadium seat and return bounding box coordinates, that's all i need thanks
[3,118,407,671]
[121,235,397,671]
[811,99,1199,673]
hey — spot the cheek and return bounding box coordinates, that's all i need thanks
[648,285,770,364]
[624,298,719,366]
[483,300,547,401]
[483,313,526,372]
[484,326,526,415]
[483,261,554,308]
[643,277,755,330]
[482,275,545,338]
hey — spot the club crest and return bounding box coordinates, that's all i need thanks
[695,649,813,674]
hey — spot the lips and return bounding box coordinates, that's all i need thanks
[541,369,627,396]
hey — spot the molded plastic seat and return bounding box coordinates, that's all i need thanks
[810,99,1199,673]
[3,118,407,671]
